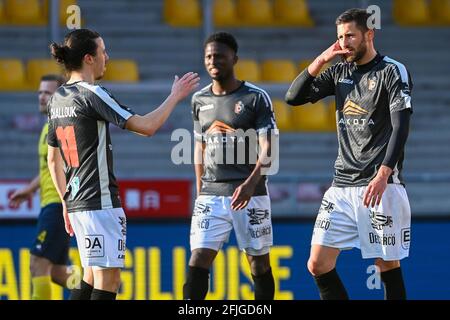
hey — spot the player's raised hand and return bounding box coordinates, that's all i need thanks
[319,40,350,63]
[171,72,200,102]
[8,188,33,208]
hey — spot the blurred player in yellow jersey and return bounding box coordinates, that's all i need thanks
[9,74,70,300]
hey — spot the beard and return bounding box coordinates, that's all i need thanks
[344,42,367,63]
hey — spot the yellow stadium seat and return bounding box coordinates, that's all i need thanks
[261,59,297,83]
[298,59,331,74]
[273,0,314,27]
[213,0,238,27]
[0,59,28,91]
[103,60,139,82]
[236,0,273,26]
[272,99,294,131]
[27,59,63,89]
[291,100,334,132]
[430,0,450,25]
[235,59,261,83]
[0,1,6,24]
[392,0,431,26]
[164,0,201,27]
[5,0,46,25]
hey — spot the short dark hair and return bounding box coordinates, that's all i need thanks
[204,32,238,54]
[50,28,100,72]
[336,8,372,32]
[41,74,65,86]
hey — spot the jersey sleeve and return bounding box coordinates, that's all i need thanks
[385,64,413,113]
[78,83,135,128]
[255,91,278,135]
[285,65,336,105]
[191,94,203,142]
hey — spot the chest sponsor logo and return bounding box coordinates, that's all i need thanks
[205,120,235,135]
[343,101,368,116]
[199,104,214,112]
[339,100,375,130]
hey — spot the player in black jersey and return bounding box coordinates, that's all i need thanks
[47,29,199,300]
[285,9,412,300]
[183,32,278,300]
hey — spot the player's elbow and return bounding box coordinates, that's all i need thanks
[285,92,303,106]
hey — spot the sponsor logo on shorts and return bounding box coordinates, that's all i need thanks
[118,216,127,236]
[369,211,393,230]
[319,199,335,215]
[314,218,331,231]
[369,232,396,246]
[85,235,104,257]
[118,239,126,259]
[196,219,210,230]
[247,208,270,225]
[249,225,272,239]
[193,202,212,217]
[401,228,410,250]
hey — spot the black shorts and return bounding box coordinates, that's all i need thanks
[30,203,70,265]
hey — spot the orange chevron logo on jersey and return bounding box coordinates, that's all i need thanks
[206,121,235,134]
[343,100,368,116]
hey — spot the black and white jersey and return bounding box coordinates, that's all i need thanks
[47,81,134,213]
[192,81,277,196]
[297,53,412,186]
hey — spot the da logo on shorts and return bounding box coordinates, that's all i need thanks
[85,235,104,258]
[369,211,393,230]
[247,208,270,225]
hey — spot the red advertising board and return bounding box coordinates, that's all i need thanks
[0,180,192,219]
[118,180,192,218]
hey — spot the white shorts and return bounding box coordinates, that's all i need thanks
[311,185,411,261]
[190,195,273,255]
[69,208,127,268]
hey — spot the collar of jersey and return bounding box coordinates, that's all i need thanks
[352,52,383,73]
[209,80,245,97]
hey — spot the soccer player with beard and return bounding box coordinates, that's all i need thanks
[184,32,278,300]
[285,8,413,300]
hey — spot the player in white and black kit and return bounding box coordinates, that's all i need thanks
[183,32,278,300]
[285,9,412,300]
[47,29,199,300]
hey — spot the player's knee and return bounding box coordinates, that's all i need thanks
[374,258,400,272]
[307,258,333,276]
[189,249,217,269]
[30,255,51,277]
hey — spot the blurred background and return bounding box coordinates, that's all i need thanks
[0,0,449,299]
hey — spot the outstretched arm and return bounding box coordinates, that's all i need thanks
[126,72,200,136]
